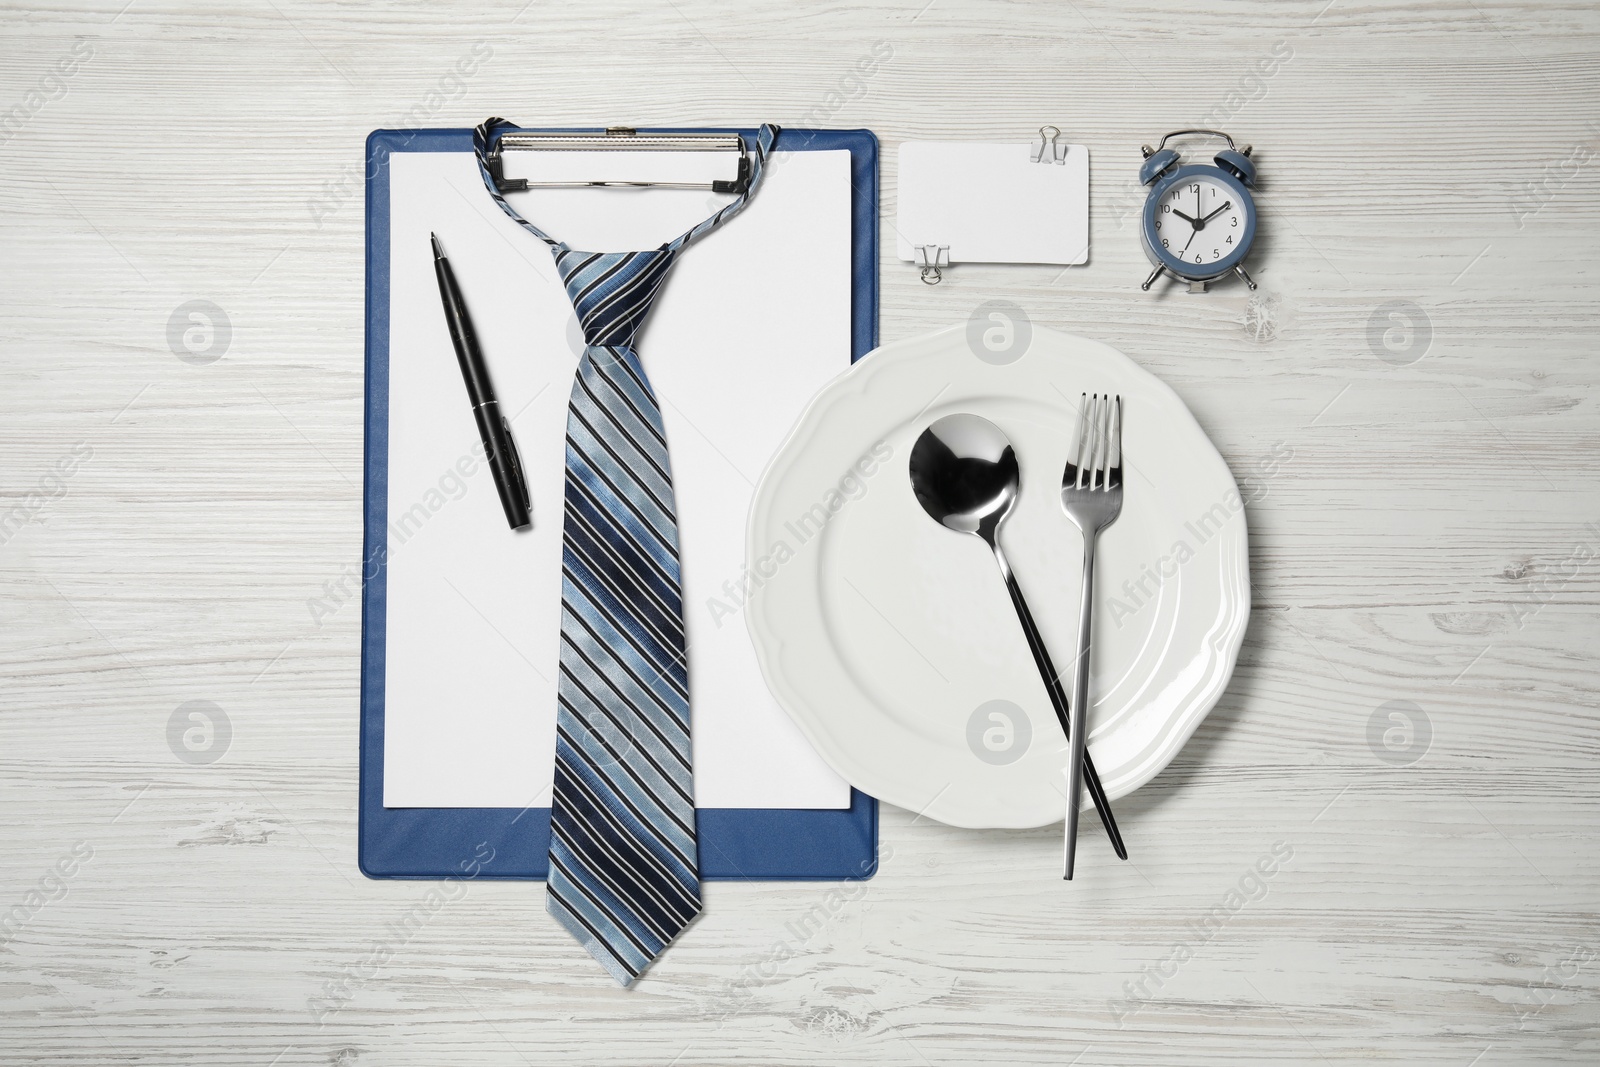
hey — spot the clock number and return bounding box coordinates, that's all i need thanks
[1155,220,1161,231]
[1226,235,1233,244]
[1231,216,1239,227]
[1190,184,1200,194]
[1161,238,1169,248]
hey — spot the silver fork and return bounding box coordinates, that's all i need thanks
[1059,393,1124,880]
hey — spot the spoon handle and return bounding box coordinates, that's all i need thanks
[992,549,1127,862]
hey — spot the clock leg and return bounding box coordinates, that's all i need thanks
[1234,264,1258,290]
[1140,265,1165,291]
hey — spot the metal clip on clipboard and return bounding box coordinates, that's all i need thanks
[485,126,754,194]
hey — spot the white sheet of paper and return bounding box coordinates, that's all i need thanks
[381,148,854,811]
[895,140,1089,266]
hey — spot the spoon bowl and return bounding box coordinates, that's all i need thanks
[909,413,1020,542]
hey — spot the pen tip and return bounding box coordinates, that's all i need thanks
[430,232,443,258]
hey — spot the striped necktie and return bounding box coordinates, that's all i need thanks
[474,118,778,984]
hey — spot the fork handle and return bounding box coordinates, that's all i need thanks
[1063,535,1098,880]
[992,550,1126,862]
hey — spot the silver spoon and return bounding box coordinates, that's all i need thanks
[909,414,1126,874]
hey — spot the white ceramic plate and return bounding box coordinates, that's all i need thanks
[744,325,1249,829]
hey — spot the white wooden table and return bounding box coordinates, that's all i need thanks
[2,1,1597,1063]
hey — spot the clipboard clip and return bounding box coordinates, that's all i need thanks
[485,125,753,194]
[1031,125,1068,165]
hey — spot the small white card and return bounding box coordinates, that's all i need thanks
[896,140,1089,267]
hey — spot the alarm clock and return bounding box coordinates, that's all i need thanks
[1138,129,1259,294]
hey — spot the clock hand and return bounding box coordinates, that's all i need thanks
[1199,199,1233,225]
[1172,209,1199,226]
[1180,226,1199,255]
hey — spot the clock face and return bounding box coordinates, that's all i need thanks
[1152,176,1250,269]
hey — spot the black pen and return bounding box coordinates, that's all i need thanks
[431,233,532,531]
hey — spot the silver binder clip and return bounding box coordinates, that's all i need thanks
[1031,125,1067,165]
[486,125,752,193]
[916,244,949,285]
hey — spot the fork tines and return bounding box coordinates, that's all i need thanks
[1064,393,1123,492]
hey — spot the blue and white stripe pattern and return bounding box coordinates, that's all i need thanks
[474,118,778,985]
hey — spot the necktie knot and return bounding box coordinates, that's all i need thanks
[556,246,677,349]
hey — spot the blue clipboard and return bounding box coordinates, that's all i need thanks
[360,126,879,881]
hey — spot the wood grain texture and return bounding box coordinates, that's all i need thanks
[2,0,1598,1063]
